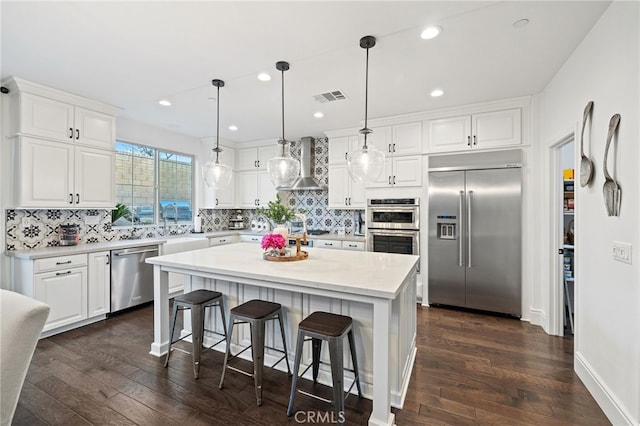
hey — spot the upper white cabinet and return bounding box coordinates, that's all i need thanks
[237,145,275,170]
[4,77,120,209]
[328,135,359,164]
[366,156,422,188]
[18,92,115,149]
[328,164,365,209]
[16,136,115,208]
[369,123,422,156]
[426,108,521,153]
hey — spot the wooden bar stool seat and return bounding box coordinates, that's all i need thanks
[287,311,363,425]
[164,289,227,379]
[219,299,291,406]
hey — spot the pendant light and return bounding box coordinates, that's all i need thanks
[202,79,232,189]
[347,36,385,183]
[267,61,300,187]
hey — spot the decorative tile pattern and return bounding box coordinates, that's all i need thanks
[5,136,363,251]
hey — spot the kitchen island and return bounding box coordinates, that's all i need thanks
[147,242,418,426]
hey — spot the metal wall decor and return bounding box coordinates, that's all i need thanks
[602,113,621,216]
[579,101,594,187]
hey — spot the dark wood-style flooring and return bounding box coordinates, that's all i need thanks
[12,305,610,425]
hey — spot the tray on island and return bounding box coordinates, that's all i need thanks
[263,251,308,262]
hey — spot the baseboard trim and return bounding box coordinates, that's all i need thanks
[575,351,637,425]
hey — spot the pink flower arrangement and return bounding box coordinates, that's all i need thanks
[261,233,287,251]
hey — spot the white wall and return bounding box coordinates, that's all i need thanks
[535,2,639,424]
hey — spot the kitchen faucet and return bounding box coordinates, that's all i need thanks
[162,203,178,235]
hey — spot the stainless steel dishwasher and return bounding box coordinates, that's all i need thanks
[110,245,158,313]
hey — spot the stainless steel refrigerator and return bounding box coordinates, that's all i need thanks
[428,168,521,316]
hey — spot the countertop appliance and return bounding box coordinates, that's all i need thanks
[110,245,158,313]
[428,167,521,316]
[59,224,79,246]
[366,199,420,270]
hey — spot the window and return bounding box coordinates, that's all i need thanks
[113,141,193,226]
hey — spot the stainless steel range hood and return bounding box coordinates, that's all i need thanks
[276,136,326,191]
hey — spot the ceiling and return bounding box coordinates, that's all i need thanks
[1,1,610,144]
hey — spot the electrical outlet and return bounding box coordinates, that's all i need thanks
[21,217,31,227]
[613,241,632,264]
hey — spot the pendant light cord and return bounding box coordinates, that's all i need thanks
[363,45,369,149]
[215,83,220,163]
[280,67,286,156]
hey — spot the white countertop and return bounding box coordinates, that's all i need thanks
[147,242,417,300]
[7,231,366,260]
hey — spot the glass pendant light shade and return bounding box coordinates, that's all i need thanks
[203,79,232,190]
[347,35,385,184]
[267,61,301,187]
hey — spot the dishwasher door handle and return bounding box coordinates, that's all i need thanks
[113,248,158,256]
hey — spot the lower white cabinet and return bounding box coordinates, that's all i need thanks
[88,251,111,317]
[34,265,88,331]
[209,235,239,246]
[240,234,262,243]
[314,239,341,249]
[341,240,365,251]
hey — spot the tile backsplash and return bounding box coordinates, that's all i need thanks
[5,136,363,251]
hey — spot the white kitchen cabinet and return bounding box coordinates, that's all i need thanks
[15,136,115,208]
[341,240,365,251]
[314,239,341,249]
[390,122,422,155]
[203,146,235,209]
[328,164,365,209]
[237,169,276,208]
[328,135,359,165]
[426,108,521,153]
[18,92,115,149]
[240,234,262,243]
[161,238,210,295]
[367,156,422,188]
[87,251,111,317]
[237,145,275,170]
[209,235,238,246]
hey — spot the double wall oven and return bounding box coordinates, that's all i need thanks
[366,198,420,268]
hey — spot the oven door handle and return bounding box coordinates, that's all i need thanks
[368,229,418,238]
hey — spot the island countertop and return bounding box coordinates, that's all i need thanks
[146,242,418,300]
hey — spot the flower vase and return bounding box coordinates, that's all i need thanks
[273,223,289,236]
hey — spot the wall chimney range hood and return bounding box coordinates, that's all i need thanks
[276,137,326,191]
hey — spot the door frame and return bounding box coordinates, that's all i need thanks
[548,132,575,337]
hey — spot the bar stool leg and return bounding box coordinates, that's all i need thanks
[328,337,345,425]
[347,330,363,398]
[276,309,292,375]
[219,314,235,389]
[217,297,228,342]
[191,305,204,379]
[164,302,180,368]
[287,329,305,416]
[311,338,322,382]
[251,320,266,406]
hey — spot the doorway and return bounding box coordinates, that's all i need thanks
[551,135,576,337]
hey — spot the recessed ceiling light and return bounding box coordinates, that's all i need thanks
[314,112,324,119]
[430,89,444,97]
[158,99,172,106]
[257,73,271,81]
[513,18,530,29]
[420,25,442,40]
[229,125,238,131]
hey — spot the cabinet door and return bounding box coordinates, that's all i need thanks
[361,126,391,154]
[88,252,110,317]
[392,156,423,187]
[472,109,521,149]
[426,115,471,153]
[349,174,366,208]
[257,170,275,208]
[35,267,88,331]
[366,158,393,188]
[74,107,115,149]
[237,170,258,208]
[19,93,74,141]
[16,137,74,208]
[392,122,422,155]
[328,136,351,164]
[328,165,348,208]
[237,148,258,170]
[257,145,275,170]
[74,146,115,208]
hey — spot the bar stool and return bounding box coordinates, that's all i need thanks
[287,311,363,423]
[219,299,291,406]
[164,289,227,379]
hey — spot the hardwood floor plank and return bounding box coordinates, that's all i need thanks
[14,381,92,426]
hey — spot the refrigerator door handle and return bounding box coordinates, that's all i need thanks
[459,190,464,267]
[467,190,473,267]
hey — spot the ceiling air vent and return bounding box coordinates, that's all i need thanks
[313,90,347,103]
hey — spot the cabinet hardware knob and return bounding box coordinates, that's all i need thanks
[76,193,80,204]
[388,144,392,153]
[56,260,72,265]
[69,193,74,204]
[388,176,392,185]
[348,197,351,205]
[393,143,396,152]
[106,254,110,265]
[393,176,396,185]
[216,198,219,206]
[76,128,80,140]
[257,160,260,168]
[473,135,477,145]
[467,136,471,146]
[56,271,72,276]
[69,128,74,139]
[326,243,333,246]
[345,152,348,160]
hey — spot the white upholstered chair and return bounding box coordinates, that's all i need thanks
[1,289,49,426]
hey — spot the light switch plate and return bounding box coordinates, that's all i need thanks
[613,241,632,264]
